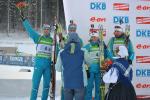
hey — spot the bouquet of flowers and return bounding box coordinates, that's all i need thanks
[16,2,28,21]
[16,2,28,10]
[102,59,113,70]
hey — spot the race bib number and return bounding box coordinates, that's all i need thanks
[37,44,52,54]
[89,51,99,62]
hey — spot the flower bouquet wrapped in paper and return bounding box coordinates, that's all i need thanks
[16,2,28,21]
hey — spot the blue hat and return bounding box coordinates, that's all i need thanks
[67,33,80,43]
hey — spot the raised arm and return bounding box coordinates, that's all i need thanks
[23,19,40,43]
[16,3,40,43]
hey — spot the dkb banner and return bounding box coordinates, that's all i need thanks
[63,0,150,96]
[0,55,33,67]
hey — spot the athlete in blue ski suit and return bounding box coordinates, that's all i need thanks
[23,19,53,100]
[84,33,112,100]
[107,25,134,64]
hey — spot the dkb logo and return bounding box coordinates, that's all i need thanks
[90,2,106,10]
[113,16,129,24]
[136,29,150,37]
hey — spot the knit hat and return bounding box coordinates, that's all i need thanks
[67,33,80,43]
[43,24,50,29]
[114,25,123,32]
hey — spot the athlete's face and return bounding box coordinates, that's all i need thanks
[114,30,122,38]
[91,36,99,42]
[43,28,50,36]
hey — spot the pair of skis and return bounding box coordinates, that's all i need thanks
[50,18,64,100]
[50,17,63,100]
[98,25,105,100]
[119,19,131,46]
[50,23,57,100]
[125,25,130,46]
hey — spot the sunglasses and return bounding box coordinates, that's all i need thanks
[114,31,121,32]
[44,28,50,30]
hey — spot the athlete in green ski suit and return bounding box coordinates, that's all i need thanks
[107,25,134,65]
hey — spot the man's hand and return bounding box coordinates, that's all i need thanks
[86,69,90,79]
[19,10,26,21]
[128,59,132,65]
[58,33,65,42]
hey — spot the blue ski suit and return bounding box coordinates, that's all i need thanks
[84,42,112,100]
[23,19,53,100]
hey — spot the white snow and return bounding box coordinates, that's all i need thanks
[0,97,61,100]
[0,65,61,80]
[0,65,62,99]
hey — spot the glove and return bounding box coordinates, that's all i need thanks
[104,42,107,49]
[20,10,26,21]
[128,59,132,65]
[58,33,65,42]
[54,24,58,31]
[86,70,90,79]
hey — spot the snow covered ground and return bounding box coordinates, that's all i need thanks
[0,65,33,79]
[0,65,61,100]
[0,97,61,100]
[0,65,61,80]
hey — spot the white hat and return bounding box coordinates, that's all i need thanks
[114,25,123,32]
[117,46,128,58]
[43,24,50,29]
